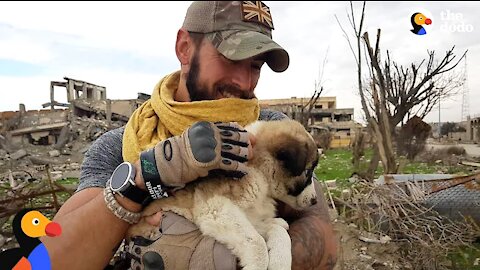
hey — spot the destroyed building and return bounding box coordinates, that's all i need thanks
[259,97,361,148]
[0,77,148,150]
[0,76,155,196]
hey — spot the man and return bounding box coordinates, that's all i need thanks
[42,1,337,269]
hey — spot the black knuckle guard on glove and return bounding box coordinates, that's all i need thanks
[143,121,251,193]
[188,121,218,164]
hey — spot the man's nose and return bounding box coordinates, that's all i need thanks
[231,65,253,93]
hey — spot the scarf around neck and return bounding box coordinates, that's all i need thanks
[122,70,260,162]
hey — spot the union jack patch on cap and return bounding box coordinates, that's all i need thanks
[241,1,274,29]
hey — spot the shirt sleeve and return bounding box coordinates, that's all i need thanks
[258,108,289,121]
[75,127,125,193]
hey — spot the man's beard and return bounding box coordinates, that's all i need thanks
[186,53,256,101]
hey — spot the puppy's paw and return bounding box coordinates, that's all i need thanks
[268,252,291,270]
[126,218,161,241]
[271,218,289,230]
[265,221,291,270]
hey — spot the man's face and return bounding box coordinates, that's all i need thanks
[185,38,265,101]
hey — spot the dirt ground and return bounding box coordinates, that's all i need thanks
[330,209,410,270]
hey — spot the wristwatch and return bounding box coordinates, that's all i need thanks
[109,161,151,206]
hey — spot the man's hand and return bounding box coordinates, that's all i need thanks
[150,121,253,189]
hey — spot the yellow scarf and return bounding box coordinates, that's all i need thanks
[122,71,260,162]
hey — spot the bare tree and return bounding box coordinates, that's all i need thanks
[299,84,323,128]
[299,50,328,128]
[336,1,381,178]
[363,46,467,128]
[363,30,467,173]
[337,2,467,177]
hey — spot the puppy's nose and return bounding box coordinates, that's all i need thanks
[310,197,317,205]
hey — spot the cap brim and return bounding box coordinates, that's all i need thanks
[211,30,289,73]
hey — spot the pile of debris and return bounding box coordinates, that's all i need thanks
[0,112,127,178]
[0,77,149,178]
[329,177,480,270]
[0,77,151,251]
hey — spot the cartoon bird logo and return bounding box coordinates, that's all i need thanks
[0,209,62,270]
[411,12,432,35]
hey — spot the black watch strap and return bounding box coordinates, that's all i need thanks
[140,148,170,199]
[121,185,151,206]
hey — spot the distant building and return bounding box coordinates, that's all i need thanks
[259,96,360,148]
[467,116,480,143]
[429,117,480,143]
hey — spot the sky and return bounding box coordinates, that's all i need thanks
[0,1,479,125]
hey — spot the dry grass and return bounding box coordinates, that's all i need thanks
[336,180,480,270]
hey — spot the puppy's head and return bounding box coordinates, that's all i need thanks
[246,119,319,210]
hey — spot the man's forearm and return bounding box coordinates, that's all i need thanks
[288,203,337,269]
[278,181,338,270]
[41,189,136,270]
[42,162,145,270]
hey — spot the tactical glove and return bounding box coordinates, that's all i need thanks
[140,121,251,199]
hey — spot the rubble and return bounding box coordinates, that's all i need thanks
[0,77,152,251]
[10,149,27,160]
[48,150,60,157]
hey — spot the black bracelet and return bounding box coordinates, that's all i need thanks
[140,148,169,199]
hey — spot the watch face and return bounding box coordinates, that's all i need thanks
[111,162,132,191]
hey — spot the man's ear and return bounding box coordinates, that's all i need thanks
[175,28,193,66]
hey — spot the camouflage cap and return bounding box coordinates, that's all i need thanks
[182,1,289,72]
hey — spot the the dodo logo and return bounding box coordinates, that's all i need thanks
[0,209,62,270]
[411,12,433,35]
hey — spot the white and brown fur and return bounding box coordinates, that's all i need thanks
[127,119,319,270]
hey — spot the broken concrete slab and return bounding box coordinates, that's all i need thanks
[30,131,50,141]
[9,122,68,136]
[54,125,71,150]
[10,149,27,160]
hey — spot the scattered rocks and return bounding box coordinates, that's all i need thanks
[49,150,60,157]
[359,254,372,260]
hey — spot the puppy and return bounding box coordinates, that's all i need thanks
[127,119,319,270]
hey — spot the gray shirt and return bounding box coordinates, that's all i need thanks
[76,109,287,193]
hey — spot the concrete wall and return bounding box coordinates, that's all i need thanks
[448,131,468,142]
[110,100,139,118]
[17,109,68,129]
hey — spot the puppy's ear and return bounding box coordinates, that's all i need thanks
[275,142,307,177]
